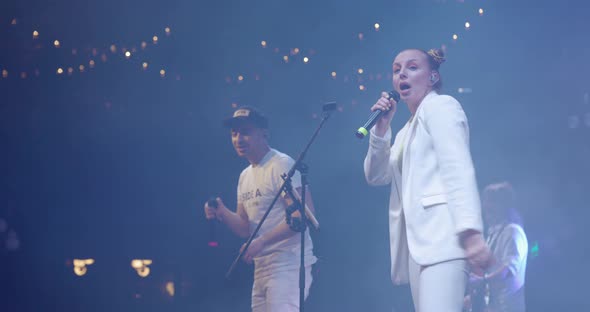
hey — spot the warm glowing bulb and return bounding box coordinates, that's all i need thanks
[374,23,380,30]
[131,259,143,269]
[20,72,27,79]
[331,71,337,78]
[125,51,131,59]
[358,68,364,74]
[160,69,166,77]
[89,60,96,68]
[452,34,458,40]
[293,48,300,55]
[479,8,484,15]
[142,62,148,69]
[165,281,175,297]
[57,68,64,75]
[141,41,147,49]
[165,27,171,34]
[67,67,74,75]
[11,18,17,25]
[283,55,289,62]
[359,85,366,91]
[110,44,117,53]
[303,57,309,63]
[2,70,7,78]
[261,40,267,47]
[54,40,60,48]
[79,65,85,72]
[238,75,244,81]
[465,22,471,29]
[153,36,159,44]
[358,33,364,40]
[33,30,39,39]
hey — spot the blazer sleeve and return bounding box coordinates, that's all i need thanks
[422,96,483,234]
[364,126,394,186]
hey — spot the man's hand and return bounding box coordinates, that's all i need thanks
[240,237,266,264]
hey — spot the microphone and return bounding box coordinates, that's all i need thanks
[207,197,219,247]
[355,90,400,139]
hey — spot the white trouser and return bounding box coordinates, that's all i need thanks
[251,265,313,312]
[409,255,468,312]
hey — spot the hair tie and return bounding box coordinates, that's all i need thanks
[427,49,446,65]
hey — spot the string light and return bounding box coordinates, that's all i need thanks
[465,21,471,29]
[237,75,244,81]
[358,68,364,74]
[479,8,484,16]
[374,23,380,31]
[453,34,458,41]
[160,69,166,77]
[303,57,309,63]
[358,33,364,40]
[283,55,289,63]
[261,40,267,48]
[331,71,337,78]
[0,23,177,81]
[142,62,148,70]
[359,85,365,91]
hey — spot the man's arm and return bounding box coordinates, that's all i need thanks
[241,186,315,263]
[214,199,250,238]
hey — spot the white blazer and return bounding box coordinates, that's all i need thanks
[364,91,483,284]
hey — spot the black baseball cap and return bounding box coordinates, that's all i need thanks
[223,106,269,129]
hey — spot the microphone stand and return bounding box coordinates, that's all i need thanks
[225,102,336,312]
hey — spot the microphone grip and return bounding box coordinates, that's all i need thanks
[355,90,400,139]
[207,198,219,247]
[355,110,383,138]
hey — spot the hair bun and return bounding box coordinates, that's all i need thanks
[427,48,446,65]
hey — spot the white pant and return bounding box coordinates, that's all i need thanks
[251,266,313,312]
[409,256,468,312]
